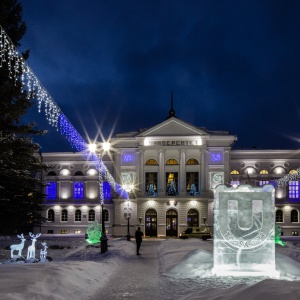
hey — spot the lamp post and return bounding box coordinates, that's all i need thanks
[123,185,133,241]
[100,202,108,253]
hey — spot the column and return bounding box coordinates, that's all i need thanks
[179,149,186,196]
[158,149,165,196]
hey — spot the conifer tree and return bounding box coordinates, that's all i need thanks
[0,0,47,233]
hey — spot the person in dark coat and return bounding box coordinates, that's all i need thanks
[135,227,143,255]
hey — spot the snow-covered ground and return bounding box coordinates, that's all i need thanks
[0,235,300,299]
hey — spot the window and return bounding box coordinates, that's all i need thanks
[289,181,300,199]
[74,171,84,176]
[103,182,111,199]
[146,172,157,196]
[61,209,68,222]
[166,172,178,196]
[291,210,298,223]
[259,170,269,174]
[88,209,95,221]
[61,230,67,234]
[47,230,54,234]
[186,158,199,165]
[276,210,283,223]
[74,230,81,234]
[75,209,81,222]
[259,180,269,186]
[103,209,109,222]
[74,182,84,199]
[230,170,240,175]
[187,209,198,227]
[166,159,178,165]
[289,170,297,174]
[46,182,57,199]
[47,171,56,176]
[145,159,158,165]
[186,172,199,195]
[47,209,55,222]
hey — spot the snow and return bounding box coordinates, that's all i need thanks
[0,236,300,299]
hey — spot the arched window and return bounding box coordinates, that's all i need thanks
[75,209,81,222]
[276,209,283,223]
[186,158,199,165]
[289,170,297,174]
[166,159,178,165]
[47,209,55,222]
[230,170,240,175]
[291,209,298,223]
[187,209,198,227]
[88,209,95,221]
[47,171,56,176]
[74,171,83,176]
[61,209,68,222]
[103,209,109,222]
[259,170,269,174]
[145,159,158,165]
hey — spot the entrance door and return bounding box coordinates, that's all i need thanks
[166,209,178,237]
[145,209,157,237]
[187,209,199,227]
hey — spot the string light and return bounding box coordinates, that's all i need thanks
[0,25,128,200]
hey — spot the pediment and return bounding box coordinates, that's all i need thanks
[137,118,207,137]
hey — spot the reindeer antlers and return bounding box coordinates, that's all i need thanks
[29,232,41,239]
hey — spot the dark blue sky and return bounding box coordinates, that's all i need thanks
[19,0,300,152]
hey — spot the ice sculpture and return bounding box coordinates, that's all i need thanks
[27,233,41,259]
[213,184,279,277]
[10,234,26,258]
[86,221,102,245]
[275,225,286,246]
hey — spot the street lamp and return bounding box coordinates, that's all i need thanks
[123,185,134,241]
[100,203,108,253]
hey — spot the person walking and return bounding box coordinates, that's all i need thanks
[135,226,143,255]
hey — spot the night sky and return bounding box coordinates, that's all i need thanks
[18,0,300,152]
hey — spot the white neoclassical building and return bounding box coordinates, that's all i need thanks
[36,110,300,237]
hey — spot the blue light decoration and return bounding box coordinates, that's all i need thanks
[0,25,129,200]
[46,182,57,200]
[103,182,111,199]
[74,182,84,199]
[210,152,223,163]
[122,153,134,163]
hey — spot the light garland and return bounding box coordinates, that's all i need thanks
[0,25,128,200]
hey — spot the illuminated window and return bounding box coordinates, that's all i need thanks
[230,170,240,175]
[186,172,199,195]
[145,159,158,165]
[61,230,67,234]
[88,209,95,221]
[47,209,55,222]
[289,181,300,199]
[103,209,109,222]
[166,172,178,196]
[291,210,298,223]
[75,209,81,222]
[166,159,178,165]
[186,158,199,165]
[289,170,297,174]
[74,230,81,234]
[103,182,111,199]
[46,182,57,199]
[61,209,68,222]
[276,210,283,223]
[74,182,84,199]
[259,170,269,174]
[187,209,198,227]
[259,180,269,186]
[146,172,157,196]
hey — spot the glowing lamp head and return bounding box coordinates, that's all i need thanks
[88,143,97,153]
[102,142,110,152]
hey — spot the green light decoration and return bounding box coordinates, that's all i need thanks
[275,225,286,246]
[86,221,102,245]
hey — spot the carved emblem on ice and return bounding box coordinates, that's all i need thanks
[213,184,279,277]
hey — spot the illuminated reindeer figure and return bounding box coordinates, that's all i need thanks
[10,234,26,258]
[27,233,41,259]
[40,242,48,261]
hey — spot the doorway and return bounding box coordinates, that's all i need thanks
[145,209,157,237]
[166,209,178,237]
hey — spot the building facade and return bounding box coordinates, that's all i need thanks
[36,115,300,237]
